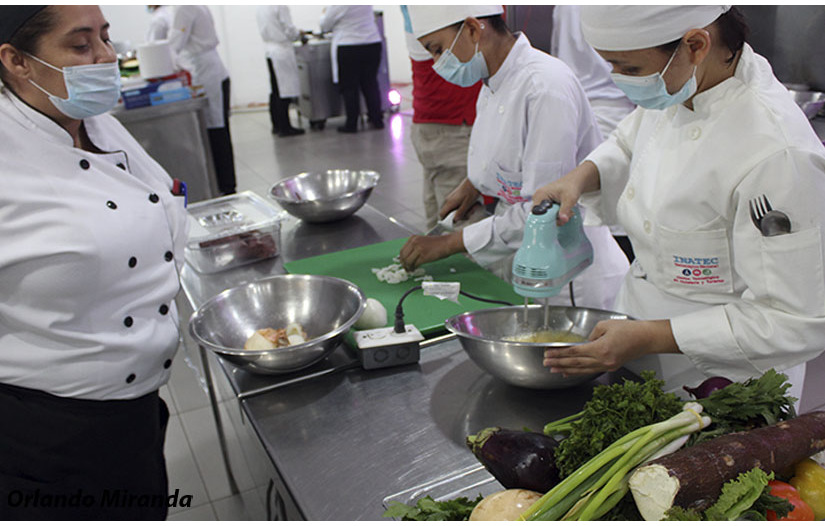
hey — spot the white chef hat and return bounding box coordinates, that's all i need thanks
[580,5,732,51]
[406,5,504,39]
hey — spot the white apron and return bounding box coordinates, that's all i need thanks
[266,42,300,99]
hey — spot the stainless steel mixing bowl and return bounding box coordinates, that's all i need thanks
[445,305,630,389]
[269,169,380,223]
[189,274,366,375]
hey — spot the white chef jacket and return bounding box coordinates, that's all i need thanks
[585,43,825,399]
[550,5,635,139]
[146,5,172,42]
[168,5,230,128]
[462,33,629,310]
[319,5,382,84]
[0,86,188,401]
[256,5,301,99]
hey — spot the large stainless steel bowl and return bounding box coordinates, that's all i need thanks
[269,169,380,223]
[445,305,630,389]
[189,274,366,375]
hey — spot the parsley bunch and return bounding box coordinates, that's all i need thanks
[544,371,684,479]
[382,495,483,521]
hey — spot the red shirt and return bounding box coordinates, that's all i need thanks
[411,58,481,125]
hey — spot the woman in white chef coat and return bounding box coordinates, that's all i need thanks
[535,6,825,402]
[256,5,305,137]
[400,6,629,311]
[0,5,187,519]
[167,5,236,194]
[146,5,172,42]
[319,5,385,133]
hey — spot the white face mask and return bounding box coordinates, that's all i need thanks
[26,53,122,119]
[610,45,697,110]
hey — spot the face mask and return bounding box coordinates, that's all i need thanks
[432,22,488,87]
[610,45,697,110]
[26,53,122,119]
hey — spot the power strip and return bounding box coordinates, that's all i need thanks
[353,325,424,370]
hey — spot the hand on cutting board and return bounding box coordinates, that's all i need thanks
[399,231,465,271]
[542,319,680,376]
[440,178,481,222]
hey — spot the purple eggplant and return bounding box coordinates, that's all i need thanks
[466,427,561,493]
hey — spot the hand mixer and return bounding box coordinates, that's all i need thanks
[512,200,593,329]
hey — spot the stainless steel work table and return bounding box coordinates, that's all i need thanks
[179,198,634,520]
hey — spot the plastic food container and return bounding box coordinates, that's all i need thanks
[184,191,284,274]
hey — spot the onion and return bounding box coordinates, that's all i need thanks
[683,376,733,399]
[354,298,388,330]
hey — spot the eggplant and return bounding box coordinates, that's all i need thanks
[466,427,561,493]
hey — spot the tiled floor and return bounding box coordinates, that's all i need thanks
[163,90,825,520]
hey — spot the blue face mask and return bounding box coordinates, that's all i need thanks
[610,45,697,110]
[432,22,488,88]
[27,53,122,120]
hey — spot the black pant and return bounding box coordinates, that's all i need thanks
[0,383,170,520]
[207,77,237,195]
[336,42,383,130]
[267,58,297,133]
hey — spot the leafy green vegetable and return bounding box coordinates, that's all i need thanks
[688,369,796,446]
[663,468,793,521]
[544,371,684,478]
[703,468,770,520]
[382,495,483,521]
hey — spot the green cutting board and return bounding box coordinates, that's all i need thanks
[283,238,522,337]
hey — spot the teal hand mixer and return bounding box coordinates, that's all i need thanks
[512,200,593,300]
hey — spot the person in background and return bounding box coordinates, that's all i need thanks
[0,5,187,519]
[550,5,637,262]
[534,6,825,402]
[320,5,384,134]
[256,5,305,137]
[401,6,629,311]
[168,5,236,194]
[400,5,482,230]
[146,5,172,42]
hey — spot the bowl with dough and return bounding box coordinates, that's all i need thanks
[189,274,366,375]
[445,305,630,389]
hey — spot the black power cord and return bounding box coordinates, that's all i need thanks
[393,285,514,334]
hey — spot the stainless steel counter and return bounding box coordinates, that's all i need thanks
[179,196,634,520]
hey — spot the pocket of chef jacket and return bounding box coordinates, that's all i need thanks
[759,227,825,316]
[652,225,735,296]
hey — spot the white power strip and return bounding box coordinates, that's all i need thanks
[353,325,424,370]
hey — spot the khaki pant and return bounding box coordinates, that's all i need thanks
[411,122,472,229]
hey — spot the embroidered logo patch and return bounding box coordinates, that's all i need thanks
[671,255,726,286]
[495,173,529,205]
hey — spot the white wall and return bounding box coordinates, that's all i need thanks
[101,5,412,109]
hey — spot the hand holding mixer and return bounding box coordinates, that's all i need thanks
[512,200,593,327]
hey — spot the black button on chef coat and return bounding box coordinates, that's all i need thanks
[128,257,137,268]
[149,193,160,203]
[79,159,90,170]
[158,304,169,315]
[164,251,173,262]
[163,359,172,369]
[126,373,136,383]
[123,316,133,328]
[106,200,117,209]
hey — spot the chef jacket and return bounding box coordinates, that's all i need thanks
[462,33,629,310]
[550,5,635,138]
[0,86,188,401]
[585,43,825,398]
[146,5,172,42]
[319,5,382,84]
[256,5,301,99]
[168,5,229,128]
